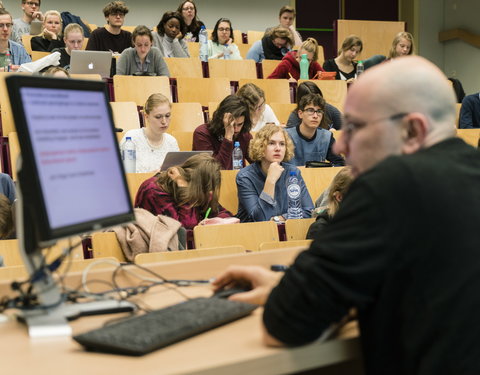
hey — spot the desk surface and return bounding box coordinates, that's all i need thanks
[0,248,361,375]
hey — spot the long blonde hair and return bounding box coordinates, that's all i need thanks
[388,32,415,59]
[298,37,319,62]
[327,167,354,216]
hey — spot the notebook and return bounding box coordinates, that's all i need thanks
[160,151,213,171]
[69,50,113,78]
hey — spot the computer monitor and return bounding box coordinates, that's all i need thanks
[6,75,136,337]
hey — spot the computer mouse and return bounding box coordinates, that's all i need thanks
[212,286,251,299]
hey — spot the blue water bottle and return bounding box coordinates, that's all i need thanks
[122,137,136,173]
[232,141,243,170]
[199,26,208,62]
[299,53,309,80]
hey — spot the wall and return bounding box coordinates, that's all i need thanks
[1,0,285,31]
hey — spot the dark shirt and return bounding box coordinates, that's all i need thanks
[52,47,71,68]
[192,123,253,170]
[323,59,357,81]
[31,36,65,52]
[459,93,480,129]
[263,138,480,374]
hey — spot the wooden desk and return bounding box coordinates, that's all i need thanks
[0,248,362,375]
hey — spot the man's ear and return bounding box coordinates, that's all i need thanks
[401,113,428,154]
[297,109,302,120]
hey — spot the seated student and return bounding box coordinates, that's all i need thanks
[0,8,31,71]
[306,167,353,239]
[236,83,279,132]
[116,25,170,76]
[286,81,342,130]
[246,26,293,63]
[236,123,313,222]
[267,38,324,81]
[10,0,43,44]
[0,194,14,239]
[286,93,344,166]
[177,0,205,42]
[265,6,302,47]
[42,65,70,77]
[323,35,362,82]
[388,31,414,59]
[192,95,252,170]
[207,18,242,60]
[459,92,480,129]
[120,93,179,173]
[31,10,65,52]
[152,11,190,58]
[52,22,84,69]
[0,173,16,204]
[135,153,232,230]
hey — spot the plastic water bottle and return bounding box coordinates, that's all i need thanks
[286,171,303,219]
[122,137,136,173]
[199,26,208,62]
[356,60,364,77]
[5,51,12,72]
[223,44,230,60]
[299,53,309,80]
[232,141,243,170]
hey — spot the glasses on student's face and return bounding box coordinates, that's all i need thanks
[218,27,231,33]
[110,12,125,18]
[24,1,40,6]
[303,108,324,116]
[0,23,13,29]
[342,112,408,138]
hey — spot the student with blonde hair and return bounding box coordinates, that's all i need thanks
[52,22,84,69]
[31,10,64,51]
[268,37,324,81]
[246,26,294,63]
[236,123,313,222]
[135,153,232,229]
[120,93,179,173]
[388,31,414,59]
[236,83,279,132]
[323,35,363,81]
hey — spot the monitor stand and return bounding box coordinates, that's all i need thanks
[15,163,136,338]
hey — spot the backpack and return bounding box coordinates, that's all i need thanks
[61,11,91,38]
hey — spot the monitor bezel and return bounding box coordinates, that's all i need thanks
[6,75,134,247]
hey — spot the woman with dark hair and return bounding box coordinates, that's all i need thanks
[177,0,205,42]
[152,11,189,57]
[286,81,342,130]
[135,154,232,230]
[323,35,363,82]
[207,18,242,60]
[246,26,293,63]
[117,25,169,76]
[192,95,252,169]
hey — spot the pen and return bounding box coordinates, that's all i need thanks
[204,207,211,219]
[288,72,294,80]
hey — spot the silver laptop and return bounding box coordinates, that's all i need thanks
[160,151,213,171]
[69,50,112,78]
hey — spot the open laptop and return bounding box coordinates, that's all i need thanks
[69,50,113,78]
[160,151,213,171]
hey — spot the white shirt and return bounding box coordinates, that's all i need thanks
[251,104,280,132]
[121,128,179,173]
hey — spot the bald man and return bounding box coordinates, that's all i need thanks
[214,56,480,374]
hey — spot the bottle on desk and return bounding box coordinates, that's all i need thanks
[286,171,302,219]
[232,141,243,170]
[356,60,364,77]
[299,53,309,80]
[223,45,230,60]
[199,26,208,62]
[5,51,12,72]
[122,137,136,173]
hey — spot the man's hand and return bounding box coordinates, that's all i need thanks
[213,265,281,305]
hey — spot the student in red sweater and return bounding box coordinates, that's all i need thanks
[267,38,324,81]
[193,95,253,170]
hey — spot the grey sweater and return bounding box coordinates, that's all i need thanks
[116,46,170,76]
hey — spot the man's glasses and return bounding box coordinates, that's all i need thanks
[342,112,408,136]
[303,108,324,116]
[24,1,40,6]
[110,12,125,17]
[0,23,13,29]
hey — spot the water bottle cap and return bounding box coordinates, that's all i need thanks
[358,60,363,64]
[289,171,296,176]
[126,137,131,140]
[234,141,240,147]
[200,25,206,30]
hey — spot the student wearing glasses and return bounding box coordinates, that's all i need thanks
[10,0,44,44]
[0,9,31,71]
[120,93,179,173]
[176,0,205,42]
[207,18,241,60]
[285,93,344,166]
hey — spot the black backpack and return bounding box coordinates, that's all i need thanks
[61,11,91,38]
[448,78,466,103]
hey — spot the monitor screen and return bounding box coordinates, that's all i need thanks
[6,75,134,247]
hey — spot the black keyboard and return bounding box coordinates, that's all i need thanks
[73,297,257,356]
